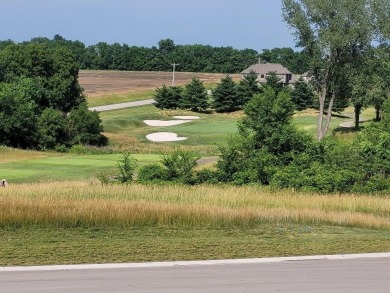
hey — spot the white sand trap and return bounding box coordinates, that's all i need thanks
[146,132,188,142]
[144,120,191,126]
[173,116,200,120]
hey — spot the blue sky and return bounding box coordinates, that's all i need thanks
[0,0,297,52]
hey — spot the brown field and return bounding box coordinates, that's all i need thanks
[79,70,241,96]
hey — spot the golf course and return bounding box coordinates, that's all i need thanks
[0,70,389,266]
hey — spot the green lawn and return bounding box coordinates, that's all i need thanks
[1,225,389,266]
[100,104,375,155]
[100,105,240,153]
[0,153,160,183]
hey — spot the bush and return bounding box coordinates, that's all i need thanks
[117,152,137,183]
[194,169,220,184]
[137,164,166,183]
[161,150,200,184]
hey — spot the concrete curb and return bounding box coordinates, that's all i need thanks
[1,252,390,272]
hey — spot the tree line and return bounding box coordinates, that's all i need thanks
[0,36,310,74]
[154,71,314,113]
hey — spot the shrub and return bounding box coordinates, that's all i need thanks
[137,164,166,182]
[161,150,200,184]
[194,169,220,184]
[117,152,137,183]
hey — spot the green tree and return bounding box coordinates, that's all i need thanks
[37,108,68,149]
[237,71,261,107]
[181,77,209,112]
[369,46,390,121]
[0,43,85,112]
[217,88,311,185]
[167,86,183,109]
[240,88,308,155]
[154,84,170,110]
[212,75,239,112]
[154,85,183,110]
[291,77,314,110]
[282,0,388,140]
[263,71,285,95]
[67,103,107,146]
[260,47,309,74]
[0,93,38,148]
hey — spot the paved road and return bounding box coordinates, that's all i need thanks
[1,257,389,293]
[89,99,155,112]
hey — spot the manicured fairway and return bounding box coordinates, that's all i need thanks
[0,154,160,183]
[100,105,240,154]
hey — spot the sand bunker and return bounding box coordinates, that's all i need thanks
[144,120,191,126]
[173,116,200,120]
[146,132,188,142]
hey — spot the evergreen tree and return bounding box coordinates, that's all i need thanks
[263,71,285,95]
[181,77,209,112]
[154,85,183,110]
[212,75,240,112]
[237,71,261,107]
[291,77,315,111]
[166,86,183,109]
[154,84,170,110]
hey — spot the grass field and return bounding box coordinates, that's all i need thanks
[0,182,389,265]
[0,148,161,183]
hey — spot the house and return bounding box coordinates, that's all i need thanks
[241,63,294,85]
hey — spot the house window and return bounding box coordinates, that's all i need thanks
[261,74,265,78]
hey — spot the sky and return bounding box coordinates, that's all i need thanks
[0,0,297,52]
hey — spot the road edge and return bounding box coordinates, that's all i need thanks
[2,252,390,272]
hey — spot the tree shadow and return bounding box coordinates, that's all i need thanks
[332,125,366,135]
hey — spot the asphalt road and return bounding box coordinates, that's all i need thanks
[88,99,155,112]
[1,257,389,293]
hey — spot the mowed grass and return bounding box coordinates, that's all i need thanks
[0,149,160,183]
[0,182,389,265]
[2,225,389,266]
[100,105,241,154]
[100,104,373,155]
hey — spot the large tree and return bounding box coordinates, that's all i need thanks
[282,0,389,140]
[0,42,85,112]
[0,43,106,149]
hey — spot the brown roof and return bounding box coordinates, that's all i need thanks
[241,63,292,75]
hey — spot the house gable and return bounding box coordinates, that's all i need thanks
[241,63,293,84]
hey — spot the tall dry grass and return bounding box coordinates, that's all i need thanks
[0,181,389,229]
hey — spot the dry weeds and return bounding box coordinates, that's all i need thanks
[1,181,389,230]
[79,70,241,97]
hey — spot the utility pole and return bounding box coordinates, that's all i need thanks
[172,62,179,86]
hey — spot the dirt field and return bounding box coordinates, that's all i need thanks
[79,70,242,96]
